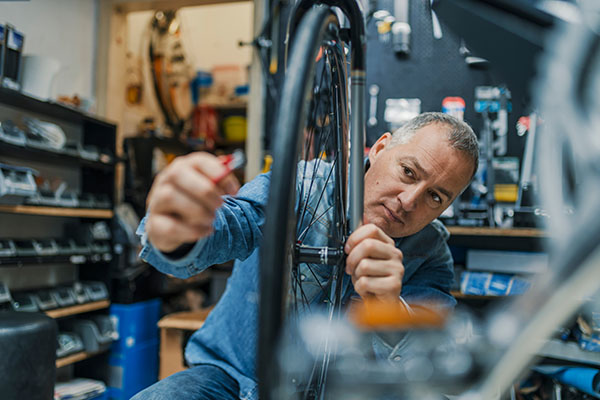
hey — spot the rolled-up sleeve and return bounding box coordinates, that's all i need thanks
[136,172,271,279]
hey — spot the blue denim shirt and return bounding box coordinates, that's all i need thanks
[137,161,456,400]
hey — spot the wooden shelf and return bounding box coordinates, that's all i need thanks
[0,205,113,218]
[202,102,247,110]
[56,349,107,368]
[447,226,545,238]
[46,300,110,319]
[56,351,89,368]
[451,290,503,300]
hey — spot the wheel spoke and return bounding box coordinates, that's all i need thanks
[296,57,334,236]
[297,154,338,243]
[297,204,334,244]
[296,59,331,234]
[304,263,333,304]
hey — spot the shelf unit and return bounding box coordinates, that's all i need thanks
[56,349,108,368]
[0,205,113,218]
[447,226,545,238]
[0,87,117,379]
[0,141,114,171]
[0,250,112,267]
[46,300,110,319]
[202,101,247,110]
[450,290,502,300]
[448,226,547,299]
[446,225,547,251]
[0,87,115,128]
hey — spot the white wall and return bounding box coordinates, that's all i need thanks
[121,2,253,136]
[0,0,97,100]
[127,2,253,72]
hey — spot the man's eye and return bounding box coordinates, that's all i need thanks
[431,192,442,204]
[403,167,414,177]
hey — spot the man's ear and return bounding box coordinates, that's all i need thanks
[368,132,392,164]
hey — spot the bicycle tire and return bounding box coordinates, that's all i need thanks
[258,6,350,399]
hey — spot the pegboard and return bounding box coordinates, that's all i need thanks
[365,0,528,159]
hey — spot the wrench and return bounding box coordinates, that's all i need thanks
[368,84,380,127]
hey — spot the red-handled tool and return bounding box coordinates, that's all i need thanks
[211,149,246,184]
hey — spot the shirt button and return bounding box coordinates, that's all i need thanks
[300,274,306,281]
[393,355,402,362]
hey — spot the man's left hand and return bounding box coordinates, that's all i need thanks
[344,224,405,303]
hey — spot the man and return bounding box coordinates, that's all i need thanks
[133,112,478,399]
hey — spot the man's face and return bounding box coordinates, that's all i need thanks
[363,123,473,238]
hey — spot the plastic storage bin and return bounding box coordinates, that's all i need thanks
[109,299,161,351]
[107,338,158,399]
[62,318,115,353]
[0,163,38,204]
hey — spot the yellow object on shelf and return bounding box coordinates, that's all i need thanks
[222,116,247,142]
[494,184,519,203]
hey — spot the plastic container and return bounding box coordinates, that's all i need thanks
[222,115,247,142]
[190,70,213,105]
[107,338,159,399]
[0,163,38,204]
[20,55,61,100]
[109,299,161,352]
[63,318,115,353]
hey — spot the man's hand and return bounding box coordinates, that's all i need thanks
[145,152,240,253]
[344,224,405,303]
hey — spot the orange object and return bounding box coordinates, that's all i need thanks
[349,297,448,330]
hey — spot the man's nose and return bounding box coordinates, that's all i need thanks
[398,187,421,212]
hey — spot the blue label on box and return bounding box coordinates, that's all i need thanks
[460,271,531,296]
[7,29,24,50]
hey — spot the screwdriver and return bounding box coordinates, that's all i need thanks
[211,149,246,184]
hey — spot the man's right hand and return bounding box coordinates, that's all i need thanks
[145,152,240,253]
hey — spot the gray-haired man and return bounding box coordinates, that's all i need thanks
[134,112,478,399]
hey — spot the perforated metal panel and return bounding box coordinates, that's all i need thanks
[365,0,527,158]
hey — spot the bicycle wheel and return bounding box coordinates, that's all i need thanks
[259,5,350,399]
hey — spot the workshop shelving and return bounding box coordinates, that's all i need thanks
[446,224,598,394]
[56,349,108,368]
[0,141,114,171]
[450,290,501,300]
[203,101,247,110]
[0,205,113,218]
[0,86,117,380]
[447,225,548,298]
[0,86,115,130]
[46,300,110,319]
[0,253,111,267]
[446,226,545,238]
[446,225,547,251]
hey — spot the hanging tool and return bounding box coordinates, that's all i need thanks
[392,0,411,55]
[430,0,443,39]
[368,84,380,127]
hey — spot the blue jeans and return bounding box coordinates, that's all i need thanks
[131,364,240,400]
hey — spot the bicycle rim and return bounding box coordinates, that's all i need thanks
[259,6,349,400]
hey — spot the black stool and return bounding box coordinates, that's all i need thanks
[0,312,57,399]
